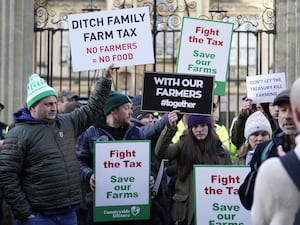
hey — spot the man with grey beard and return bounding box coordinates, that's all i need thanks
[239,88,298,210]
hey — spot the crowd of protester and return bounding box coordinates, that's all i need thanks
[0,64,299,225]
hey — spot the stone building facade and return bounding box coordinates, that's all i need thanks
[0,0,299,125]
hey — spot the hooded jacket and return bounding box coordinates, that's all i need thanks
[0,77,111,219]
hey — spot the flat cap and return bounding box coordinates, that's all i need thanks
[273,89,290,106]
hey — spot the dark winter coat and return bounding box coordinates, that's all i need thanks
[0,77,111,219]
[250,127,297,170]
[131,114,169,225]
[155,126,232,225]
[77,114,169,225]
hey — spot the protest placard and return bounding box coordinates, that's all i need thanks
[194,166,251,225]
[94,140,151,222]
[246,73,286,103]
[176,17,233,96]
[68,7,154,71]
[142,71,214,115]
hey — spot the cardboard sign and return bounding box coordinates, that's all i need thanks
[94,141,151,222]
[176,17,234,96]
[246,73,286,103]
[142,72,214,115]
[68,7,154,71]
[194,166,251,225]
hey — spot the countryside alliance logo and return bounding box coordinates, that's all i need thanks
[104,206,141,218]
[131,206,140,216]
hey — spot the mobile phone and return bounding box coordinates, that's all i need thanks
[251,103,257,112]
[282,134,296,152]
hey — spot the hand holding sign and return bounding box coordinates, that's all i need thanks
[168,110,180,128]
[241,98,253,117]
[103,63,114,80]
[90,174,95,191]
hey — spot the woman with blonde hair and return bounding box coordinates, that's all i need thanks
[234,111,272,165]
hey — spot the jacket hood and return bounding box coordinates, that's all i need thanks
[13,107,39,123]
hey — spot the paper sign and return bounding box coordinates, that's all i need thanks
[94,141,150,222]
[246,73,286,103]
[68,7,154,71]
[194,166,251,225]
[142,71,214,115]
[176,17,233,96]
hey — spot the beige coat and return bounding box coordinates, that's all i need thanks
[251,135,300,225]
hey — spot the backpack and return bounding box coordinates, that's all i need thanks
[238,140,274,210]
[279,150,300,225]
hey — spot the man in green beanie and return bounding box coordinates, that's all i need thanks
[0,64,113,224]
[76,90,175,225]
[77,90,162,225]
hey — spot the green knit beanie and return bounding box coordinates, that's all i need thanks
[26,74,58,109]
[104,91,131,115]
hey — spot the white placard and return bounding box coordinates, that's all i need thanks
[246,73,286,103]
[68,7,154,71]
[94,141,150,207]
[194,166,251,225]
[176,17,233,96]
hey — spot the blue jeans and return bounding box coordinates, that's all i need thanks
[13,211,77,225]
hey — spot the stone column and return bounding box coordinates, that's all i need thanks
[0,0,34,124]
[275,0,300,87]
